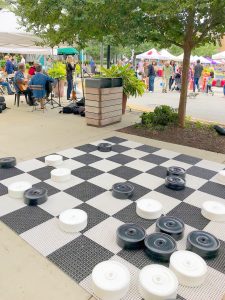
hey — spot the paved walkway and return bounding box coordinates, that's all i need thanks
[128,78,225,124]
[1,95,225,300]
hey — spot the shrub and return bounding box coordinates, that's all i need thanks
[141,105,178,127]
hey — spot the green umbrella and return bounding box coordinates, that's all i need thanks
[57,47,79,55]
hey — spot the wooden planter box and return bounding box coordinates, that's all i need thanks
[85,80,123,127]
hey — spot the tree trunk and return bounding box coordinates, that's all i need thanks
[107,45,111,69]
[178,46,192,128]
[122,93,127,114]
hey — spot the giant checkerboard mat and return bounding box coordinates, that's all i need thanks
[0,136,225,300]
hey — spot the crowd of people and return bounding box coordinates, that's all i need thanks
[135,59,215,95]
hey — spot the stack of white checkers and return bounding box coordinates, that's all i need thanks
[201,201,225,222]
[8,181,32,199]
[45,154,63,167]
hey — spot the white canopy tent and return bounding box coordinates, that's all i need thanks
[212,51,225,60]
[0,32,54,55]
[174,53,196,63]
[136,48,168,60]
[159,49,176,60]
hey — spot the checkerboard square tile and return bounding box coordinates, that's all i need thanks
[195,160,225,172]
[0,183,8,196]
[109,166,141,180]
[89,159,120,172]
[75,143,97,153]
[111,144,130,153]
[113,203,156,229]
[48,235,114,283]
[187,166,217,180]
[183,190,225,209]
[107,154,135,165]
[76,203,110,233]
[87,191,132,215]
[84,217,124,254]
[130,173,164,190]
[125,159,157,172]
[0,206,53,234]
[56,148,85,158]
[1,173,40,187]
[173,154,201,165]
[0,167,24,181]
[64,182,106,202]
[167,202,210,229]
[71,166,104,180]
[155,184,195,201]
[21,218,80,256]
[104,136,127,144]
[32,181,60,196]
[122,149,148,159]
[89,149,118,159]
[153,149,179,159]
[40,192,82,216]
[45,175,84,191]
[204,222,225,242]
[140,154,168,165]
[72,153,102,165]
[160,159,192,170]
[199,181,225,198]
[59,159,85,171]
[0,194,26,217]
[146,165,168,178]
[89,173,123,190]
[119,140,143,148]
[185,174,207,190]
[28,166,54,181]
[16,159,46,172]
[136,144,160,153]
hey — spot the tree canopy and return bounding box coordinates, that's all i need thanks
[13,0,225,126]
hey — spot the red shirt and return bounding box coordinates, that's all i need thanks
[28,66,36,76]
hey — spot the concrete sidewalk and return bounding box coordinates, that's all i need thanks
[1,95,225,300]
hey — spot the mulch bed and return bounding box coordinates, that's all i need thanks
[118,123,225,154]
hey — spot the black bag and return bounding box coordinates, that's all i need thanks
[76,97,85,106]
[0,96,5,103]
[45,80,53,98]
[62,103,78,114]
[0,103,6,112]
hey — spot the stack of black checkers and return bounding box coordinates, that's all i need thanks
[0,157,16,168]
[165,166,186,190]
[116,215,220,261]
[97,143,112,152]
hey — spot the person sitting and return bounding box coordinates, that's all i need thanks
[29,64,54,109]
[14,63,33,105]
[28,62,36,78]
[0,72,14,95]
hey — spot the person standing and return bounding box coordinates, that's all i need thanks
[90,58,96,74]
[148,62,156,92]
[169,61,176,91]
[162,61,173,92]
[206,71,214,94]
[20,55,26,65]
[66,56,75,100]
[5,56,14,75]
[193,59,203,92]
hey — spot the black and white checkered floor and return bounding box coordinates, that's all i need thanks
[0,136,225,300]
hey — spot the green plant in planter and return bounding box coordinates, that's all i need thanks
[100,65,146,97]
[0,59,5,70]
[48,61,66,80]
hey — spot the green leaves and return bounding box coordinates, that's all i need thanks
[48,61,66,79]
[100,65,146,97]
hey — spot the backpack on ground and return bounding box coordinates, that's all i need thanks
[0,96,5,103]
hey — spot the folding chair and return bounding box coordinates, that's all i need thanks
[29,84,46,112]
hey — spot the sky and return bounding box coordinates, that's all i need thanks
[0,10,24,32]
